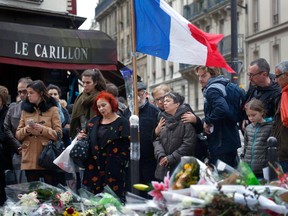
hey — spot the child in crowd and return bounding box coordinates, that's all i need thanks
[242,99,273,178]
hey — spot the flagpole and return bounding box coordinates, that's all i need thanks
[129,0,140,196]
[130,0,139,116]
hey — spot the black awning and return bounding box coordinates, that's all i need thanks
[0,21,117,70]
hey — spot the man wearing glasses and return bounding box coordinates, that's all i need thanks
[271,60,288,173]
[242,58,281,131]
[124,81,160,198]
[4,77,32,184]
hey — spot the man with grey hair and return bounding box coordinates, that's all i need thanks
[4,77,32,183]
[123,81,160,198]
[242,58,281,131]
[272,60,288,173]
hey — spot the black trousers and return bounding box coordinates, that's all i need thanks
[25,170,66,186]
[0,169,6,206]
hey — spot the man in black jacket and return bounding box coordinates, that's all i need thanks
[272,60,288,173]
[242,58,281,131]
[124,82,160,198]
[4,77,32,184]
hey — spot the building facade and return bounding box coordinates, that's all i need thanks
[246,0,288,71]
[95,0,288,116]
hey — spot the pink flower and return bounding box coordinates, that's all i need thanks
[148,173,170,201]
[163,173,170,188]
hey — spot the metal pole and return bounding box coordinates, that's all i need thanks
[267,137,278,182]
[129,115,140,195]
[231,0,239,84]
[129,0,140,195]
[130,0,139,116]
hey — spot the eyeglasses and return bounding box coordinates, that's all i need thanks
[247,71,263,78]
[138,90,146,97]
[154,96,164,102]
[17,90,27,95]
[275,73,285,79]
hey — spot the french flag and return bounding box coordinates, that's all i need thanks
[134,0,234,72]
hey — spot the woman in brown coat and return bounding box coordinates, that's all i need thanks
[16,80,63,186]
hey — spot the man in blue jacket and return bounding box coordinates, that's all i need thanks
[196,66,241,168]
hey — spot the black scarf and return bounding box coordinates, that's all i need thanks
[161,104,190,130]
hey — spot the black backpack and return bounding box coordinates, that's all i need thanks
[205,82,246,122]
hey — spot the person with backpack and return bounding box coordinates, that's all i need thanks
[195,66,242,168]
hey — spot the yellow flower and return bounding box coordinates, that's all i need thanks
[184,163,191,170]
[63,207,80,216]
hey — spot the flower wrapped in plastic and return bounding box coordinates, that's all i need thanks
[1,182,139,216]
[217,161,260,186]
[148,172,170,201]
[169,156,200,190]
[78,186,125,215]
[1,181,86,215]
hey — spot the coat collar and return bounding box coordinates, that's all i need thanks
[21,97,58,113]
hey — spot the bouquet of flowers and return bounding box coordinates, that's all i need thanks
[216,160,260,186]
[130,157,288,215]
[1,182,129,216]
[169,156,200,190]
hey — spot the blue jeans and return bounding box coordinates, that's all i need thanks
[279,161,288,173]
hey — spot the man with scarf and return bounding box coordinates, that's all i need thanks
[272,60,288,173]
[70,69,106,139]
[124,82,160,197]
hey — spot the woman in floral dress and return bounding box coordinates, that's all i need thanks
[77,91,130,202]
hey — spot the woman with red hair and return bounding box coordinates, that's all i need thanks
[76,91,130,202]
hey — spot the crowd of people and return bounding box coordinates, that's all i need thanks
[0,58,288,205]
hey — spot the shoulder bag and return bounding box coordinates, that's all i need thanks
[69,137,90,168]
[38,131,65,170]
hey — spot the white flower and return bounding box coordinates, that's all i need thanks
[18,191,39,206]
[204,194,214,203]
[196,191,214,203]
[182,197,193,208]
[58,191,73,205]
[83,209,94,215]
[106,205,118,215]
[226,192,234,199]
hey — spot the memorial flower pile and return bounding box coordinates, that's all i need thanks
[3,158,288,215]
[131,157,288,215]
[0,182,126,216]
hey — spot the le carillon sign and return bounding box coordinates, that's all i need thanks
[14,41,89,62]
[0,21,117,70]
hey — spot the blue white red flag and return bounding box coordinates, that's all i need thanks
[134,0,234,72]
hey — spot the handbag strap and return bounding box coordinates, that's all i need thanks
[56,131,61,141]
